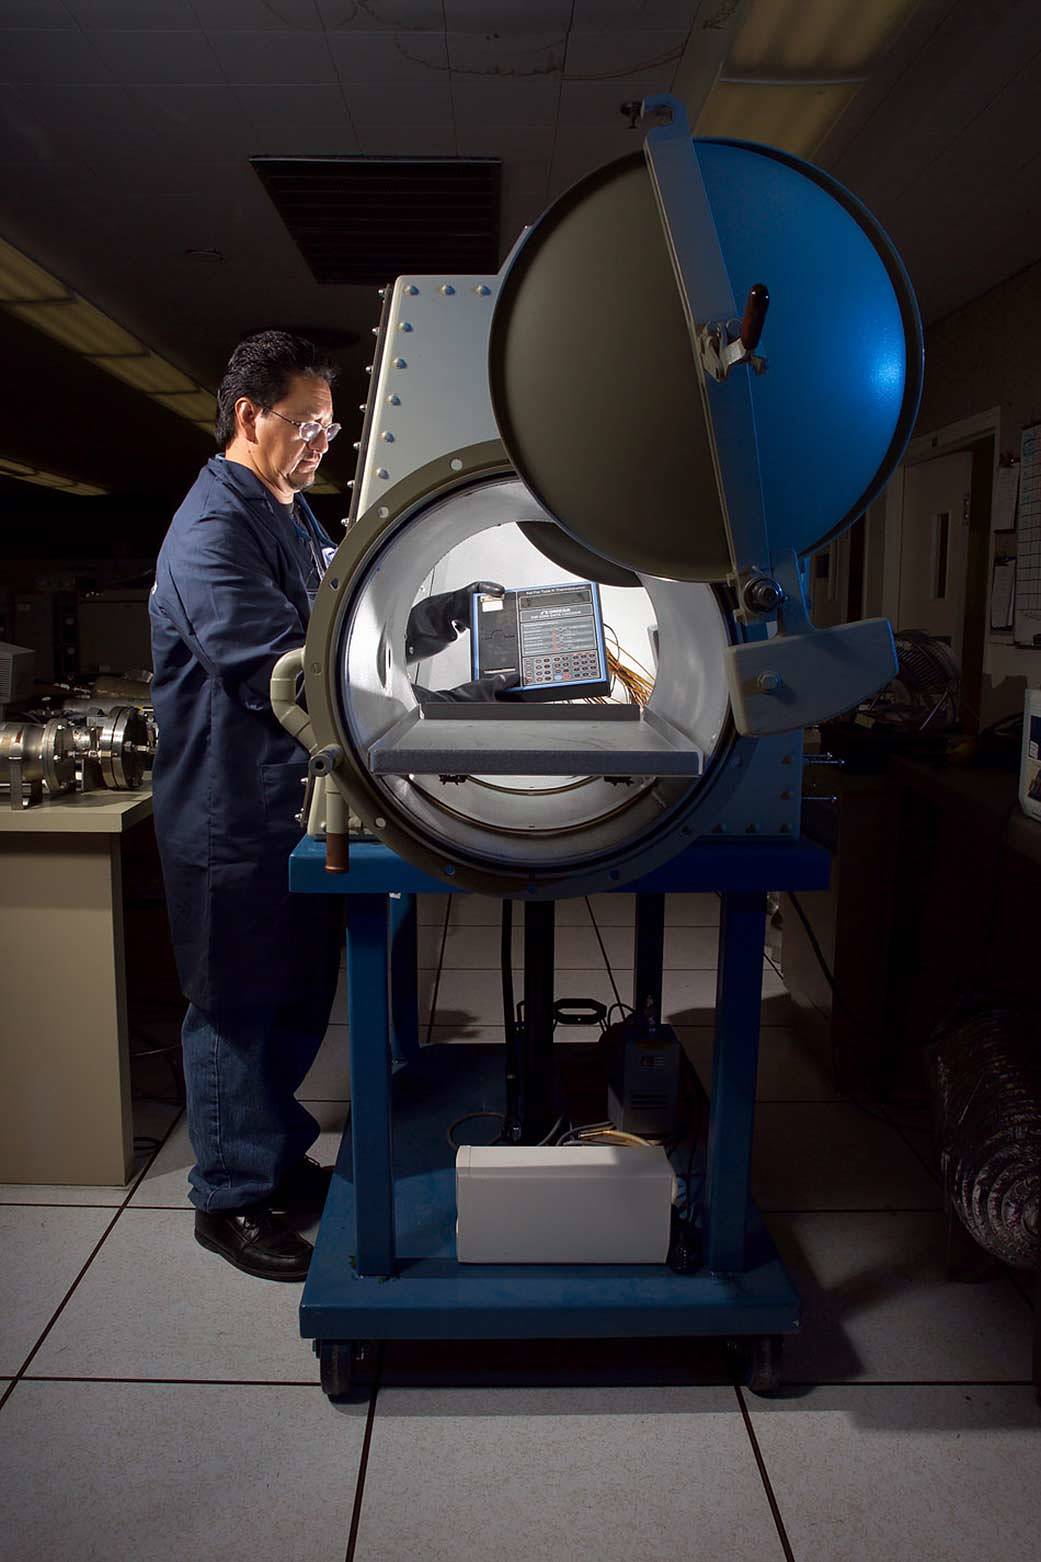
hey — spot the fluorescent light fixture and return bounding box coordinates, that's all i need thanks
[729,0,920,74]
[696,0,924,157]
[93,352,197,395]
[0,455,107,496]
[0,236,66,302]
[309,479,340,495]
[12,297,142,356]
[152,390,219,421]
[0,234,217,435]
[696,80,860,155]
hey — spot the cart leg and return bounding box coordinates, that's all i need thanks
[521,900,556,1142]
[389,892,421,1067]
[632,892,665,1021]
[346,894,396,1276]
[704,891,767,1274]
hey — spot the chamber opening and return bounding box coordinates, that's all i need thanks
[338,474,732,869]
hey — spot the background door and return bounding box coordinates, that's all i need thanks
[896,451,973,661]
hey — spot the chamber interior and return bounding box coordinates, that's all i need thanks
[338,476,732,868]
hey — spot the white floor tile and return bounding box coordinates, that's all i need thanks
[354,1385,786,1562]
[679,1026,840,1101]
[659,965,790,1026]
[586,892,637,925]
[437,923,607,970]
[666,892,722,924]
[0,1207,113,1374]
[449,894,592,926]
[417,893,450,924]
[752,1103,941,1211]
[0,1380,364,1562]
[427,1024,606,1045]
[30,1208,319,1382]
[299,1024,350,1101]
[130,1102,347,1209]
[599,925,730,970]
[749,1386,1041,1562]
[0,1100,181,1206]
[769,1212,1034,1383]
[432,967,619,1027]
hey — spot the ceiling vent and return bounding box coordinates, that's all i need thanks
[252,157,502,286]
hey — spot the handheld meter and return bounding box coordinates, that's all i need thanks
[471,581,612,701]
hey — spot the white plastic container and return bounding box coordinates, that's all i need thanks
[455,1145,676,1265]
[1021,688,1041,822]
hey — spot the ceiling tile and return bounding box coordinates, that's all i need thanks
[356,125,458,156]
[250,123,361,155]
[127,83,262,156]
[445,2,572,30]
[327,28,448,82]
[343,77,453,128]
[0,1,76,23]
[0,28,113,82]
[549,124,644,193]
[834,4,1041,214]
[447,31,565,76]
[0,93,60,163]
[570,0,699,28]
[4,82,135,160]
[205,29,341,84]
[564,28,688,79]
[233,82,350,130]
[190,0,323,27]
[451,74,561,128]
[315,0,444,29]
[63,0,197,26]
[499,163,552,255]
[558,77,668,126]
[86,28,222,83]
[455,123,556,161]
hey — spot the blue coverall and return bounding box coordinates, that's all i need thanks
[149,456,343,1210]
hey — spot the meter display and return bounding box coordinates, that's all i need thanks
[471,580,611,701]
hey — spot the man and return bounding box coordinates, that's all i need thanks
[150,331,509,1281]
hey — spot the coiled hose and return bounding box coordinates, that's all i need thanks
[928,1005,1040,1269]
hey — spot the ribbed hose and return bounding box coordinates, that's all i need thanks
[928,1006,1040,1269]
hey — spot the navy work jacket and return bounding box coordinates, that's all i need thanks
[149,456,342,1015]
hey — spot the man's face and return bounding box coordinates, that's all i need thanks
[246,372,334,498]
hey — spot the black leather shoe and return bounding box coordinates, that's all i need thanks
[270,1156,334,1216]
[194,1205,313,1281]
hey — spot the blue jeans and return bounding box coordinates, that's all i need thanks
[181,989,335,1211]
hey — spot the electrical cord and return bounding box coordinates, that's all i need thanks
[446,1111,505,1150]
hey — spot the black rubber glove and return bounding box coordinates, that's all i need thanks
[405,582,506,660]
[413,673,520,705]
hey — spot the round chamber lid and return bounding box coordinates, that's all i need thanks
[489,138,924,583]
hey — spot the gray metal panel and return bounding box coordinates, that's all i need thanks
[368,707,703,777]
[489,152,732,583]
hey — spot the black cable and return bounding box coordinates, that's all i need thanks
[500,898,518,1105]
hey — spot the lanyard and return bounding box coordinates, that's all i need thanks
[290,497,336,591]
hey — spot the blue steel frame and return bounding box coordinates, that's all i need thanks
[290,837,828,1343]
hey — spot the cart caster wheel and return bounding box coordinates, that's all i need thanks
[746,1335,783,1394]
[317,1340,370,1402]
[726,1335,783,1394]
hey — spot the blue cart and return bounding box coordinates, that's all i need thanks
[290,836,828,1398]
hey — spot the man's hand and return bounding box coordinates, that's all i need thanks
[413,673,520,705]
[405,582,507,660]
[445,581,506,631]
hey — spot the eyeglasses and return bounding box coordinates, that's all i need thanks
[267,408,341,445]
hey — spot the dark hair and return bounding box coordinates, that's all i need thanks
[215,330,338,447]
